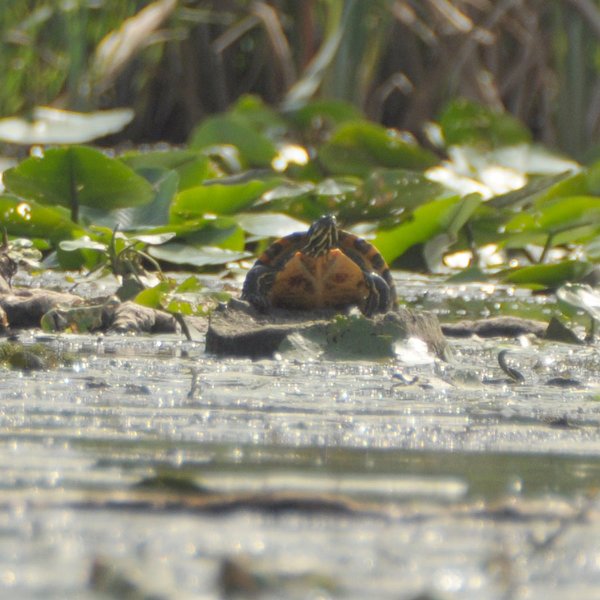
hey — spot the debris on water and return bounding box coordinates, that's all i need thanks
[0,340,73,370]
[497,349,526,383]
[392,372,419,386]
[442,316,547,338]
[545,416,578,429]
[133,471,210,494]
[217,555,340,598]
[89,556,169,600]
[545,376,583,388]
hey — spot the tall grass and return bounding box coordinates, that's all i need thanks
[2,1,600,157]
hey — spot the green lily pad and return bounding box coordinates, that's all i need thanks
[287,99,363,130]
[489,171,583,209]
[189,115,277,168]
[0,107,133,145]
[170,178,280,219]
[148,243,251,268]
[439,98,531,148]
[373,195,481,264]
[501,261,592,288]
[319,121,438,177]
[147,217,245,250]
[236,212,308,238]
[121,149,221,190]
[81,169,178,230]
[59,238,108,253]
[514,196,600,230]
[3,146,153,222]
[0,194,84,243]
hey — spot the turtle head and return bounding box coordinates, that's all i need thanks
[304,215,339,257]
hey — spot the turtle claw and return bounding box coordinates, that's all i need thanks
[363,272,394,317]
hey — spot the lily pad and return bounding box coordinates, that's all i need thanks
[438,99,531,148]
[121,149,221,190]
[148,243,251,268]
[170,179,280,219]
[319,121,438,177]
[189,115,277,168]
[236,213,308,238]
[0,194,84,243]
[501,261,592,288]
[373,195,481,264]
[0,107,134,144]
[287,99,363,130]
[81,169,178,230]
[3,146,153,222]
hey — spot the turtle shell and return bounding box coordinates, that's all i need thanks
[242,218,396,314]
[267,247,370,310]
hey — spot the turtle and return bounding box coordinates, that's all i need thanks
[241,215,396,316]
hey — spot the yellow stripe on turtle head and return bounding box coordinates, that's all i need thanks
[303,215,339,257]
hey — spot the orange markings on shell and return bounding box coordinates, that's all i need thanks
[267,249,369,310]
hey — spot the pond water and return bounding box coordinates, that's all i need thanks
[2,272,600,599]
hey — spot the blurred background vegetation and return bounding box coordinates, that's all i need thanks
[2,0,600,159]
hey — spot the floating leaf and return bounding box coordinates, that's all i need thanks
[319,121,438,177]
[0,107,134,144]
[134,281,173,309]
[502,261,592,288]
[314,178,358,196]
[439,98,531,148]
[230,95,287,136]
[81,169,178,230]
[489,171,582,209]
[3,146,153,222]
[131,232,176,245]
[170,179,280,219]
[259,181,315,202]
[59,238,107,252]
[373,195,480,264]
[236,212,308,238]
[0,194,84,243]
[148,243,251,267]
[148,217,244,250]
[287,99,363,129]
[504,196,600,246]
[121,149,221,190]
[189,115,277,168]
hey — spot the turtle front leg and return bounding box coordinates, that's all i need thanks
[241,263,277,312]
[363,272,393,316]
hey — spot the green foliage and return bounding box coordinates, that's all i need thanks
[439,100,531,148]
[5,94,600,312]
[373,195,481,265]
[501,261,593,288]
[0,194,85,243]
[171,179,281,219]
[3,147,153,222]
[319,121,438,177]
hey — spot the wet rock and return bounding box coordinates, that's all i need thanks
[206,299,446,359]
[0,287,84,328]
[109,301,179,334]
